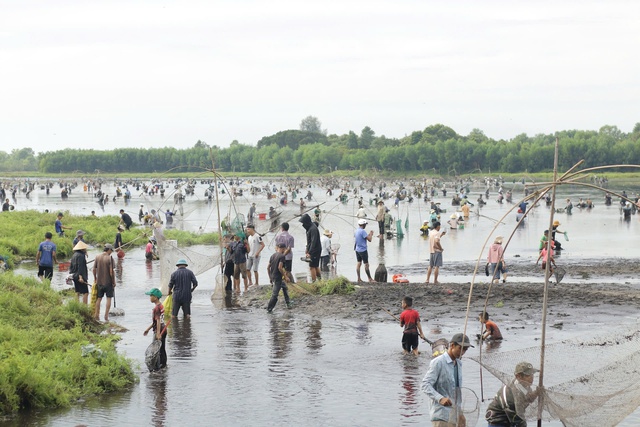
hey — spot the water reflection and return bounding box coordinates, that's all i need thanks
[146,260,154,280]
[355,322,371,345]
[269,317,293,361]
[305,320,323,353]
[400,357,422,419]
[377,238,385,263]
[115,258,124,283]
[147,372,168,427]
[169,318,195,359]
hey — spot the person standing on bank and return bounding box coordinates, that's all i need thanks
[72,229,86,247]
[299,213,322,282]
[93,243,116,321]
[266,243,292,313]
[168,259,198,318]
[36,232,57,280]
[354,219,375,282]
[246,225,265,287]
[119,209,133,230]
[69,241,89,304]
[274,222,295,282]
[425,222,446,284]
[422,333,474,427]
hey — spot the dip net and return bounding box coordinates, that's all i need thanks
[472,328,640,426]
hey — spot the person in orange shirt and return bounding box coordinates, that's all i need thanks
[479,311,503,341]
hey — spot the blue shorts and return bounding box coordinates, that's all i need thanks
[429,252,443,267]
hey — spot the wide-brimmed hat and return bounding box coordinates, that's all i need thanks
[358,219,368,225]
[450,333,474,348]
[494,236,503,244]
[76,230,85,236]
[176,259,188,266]
[553,220,560,226]
[323,229,333,236]
[145,288,162,298]
[514,361,539,376]
[73,241,88,251]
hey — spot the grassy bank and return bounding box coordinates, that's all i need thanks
[0,273,136,415]
[0,210,218,267]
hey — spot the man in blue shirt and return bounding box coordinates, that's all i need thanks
[36,232,57,280]
[354,219,374,282]
[55,212,71,237]
[422,333,474,426]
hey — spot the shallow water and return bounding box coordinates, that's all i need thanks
[3,178,640,426]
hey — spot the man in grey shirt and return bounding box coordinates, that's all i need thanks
[274,222,294,282]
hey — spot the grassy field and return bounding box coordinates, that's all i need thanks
[0,210,218,267]
[0,273,136,415]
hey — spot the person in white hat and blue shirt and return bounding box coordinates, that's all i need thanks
[168,259,198,318]
[354,218,375,282]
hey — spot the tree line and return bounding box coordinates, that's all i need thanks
[4,121,640,175]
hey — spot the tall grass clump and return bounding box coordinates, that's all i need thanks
[0,272,136,415]
[163,229,219,246]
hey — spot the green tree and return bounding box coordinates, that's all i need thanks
[299,116,326,134]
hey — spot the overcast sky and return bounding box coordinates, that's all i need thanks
[1,0,639,154]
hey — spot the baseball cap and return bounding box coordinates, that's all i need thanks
[104,243,114,251]
[358,219,368,225]
[450,333,474,348]
[514,361,539,376]
[276,243,287,248]
[145,288,162,298]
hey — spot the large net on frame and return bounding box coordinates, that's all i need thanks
[471,328,640,426]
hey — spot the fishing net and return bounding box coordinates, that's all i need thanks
[448,387,480,427]
[145,339,162,372]
[157,237,222,295]
[554,267,566,284]
[472,328,640,426]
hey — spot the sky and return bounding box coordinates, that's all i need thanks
[1,0,639,154]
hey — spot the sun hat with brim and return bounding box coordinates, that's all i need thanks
[450,333,474,348]
[553,220,560,226]
[494,236,503,244]
[76,230,85,236]
[358,219,368,225]
[145,288,162,299]
[73,241,88,251]
[175,259,188,266]
[514,361,539,376]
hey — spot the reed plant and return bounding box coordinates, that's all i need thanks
[0,272,135,415]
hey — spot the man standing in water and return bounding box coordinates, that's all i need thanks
[168,259,198,318]
[36,232,57,280]
[486,362,540,427]
[422,333,473,427]
[425,222,446,284]
[299,213,322,282]
[354,219,375,282]
[93,244,116,321]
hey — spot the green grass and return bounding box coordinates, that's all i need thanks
[0,273,136,414]
[0,210,220,267]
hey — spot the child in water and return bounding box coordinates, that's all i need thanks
[478,311,503,341]
[144,288,167,372]
[399,296,427,355]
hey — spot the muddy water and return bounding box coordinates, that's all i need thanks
[4,179,640,426]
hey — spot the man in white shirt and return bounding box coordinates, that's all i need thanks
[246,225,265,286]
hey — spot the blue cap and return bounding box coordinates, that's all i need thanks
[176,259,188,266]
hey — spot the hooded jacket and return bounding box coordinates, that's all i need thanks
[299,214,321,256]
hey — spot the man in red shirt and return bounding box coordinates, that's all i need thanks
[399,296,427,355]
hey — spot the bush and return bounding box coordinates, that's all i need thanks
[0,273,135,415]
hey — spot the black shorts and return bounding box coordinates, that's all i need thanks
[97,284,114,298]
[402,333,419,351]
[74,279,89,295]
[356,250,369,264]
[172,301,191,317]
[283,259,292,272]
[38,265,53,280]
[308,254,321,268]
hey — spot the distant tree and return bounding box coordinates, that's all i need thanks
[194,140,209,148]
[346,131,358,149]
[360,126,375,149]
[299,116,326,134]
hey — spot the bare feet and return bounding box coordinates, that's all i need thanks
[433,281,440,285]
[368,278,375,283]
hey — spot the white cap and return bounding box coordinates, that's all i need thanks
[358,219,368,225]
